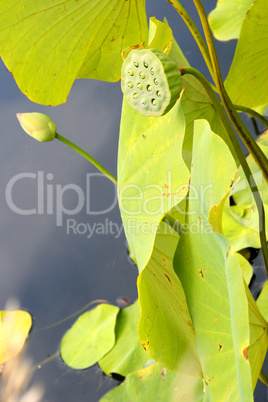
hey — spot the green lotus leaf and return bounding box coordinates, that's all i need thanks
[60,304,119,369]
[208,0,253,41]
[256,281,268,321]
[173,120,253,400]
[165,19,238,167]
[0,0,148,105]
[236,253,253,285]
[138,222,202,376]
[225,0,268,110]
[118,96,189,273]
[245,283,268,389]
[147,17,173,54]
[101,362,204,402]
[222,132,268,251]
[98,301,149,377]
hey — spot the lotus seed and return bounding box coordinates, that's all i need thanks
[127,82,133,89]
[141,97,147,105]
[154,78,159,85]
[147,85,152,92]
[152,99,157,106]
[133,93,139,100]
[134,61,139,67]
[137,83,143,90]
[139,71,146,79]
[156,90,161,97]
[128,69,134,76]
[144,61,148,68]
[150,67,155,75]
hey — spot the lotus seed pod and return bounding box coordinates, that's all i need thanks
[121,48,182,117]
[16,113,57,142]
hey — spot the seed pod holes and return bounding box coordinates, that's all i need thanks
[141,97,147,105]
[121,48,182,116]
[139,71,146,79]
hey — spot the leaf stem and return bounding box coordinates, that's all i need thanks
[56,133,117,185]
[259,369,268,386]
[192,0,268,185]
[235,105,268,129]
[180,67,268,276]
[166,0,214,79]
[163,213,182,235]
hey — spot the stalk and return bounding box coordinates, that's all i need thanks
[56,133,117,185]
[180,67,268,276]
[192,0,268,184]
[166,0,214,79]
[235,105,268,129]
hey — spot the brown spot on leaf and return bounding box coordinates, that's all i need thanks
[243,347,248,360]
[187,320,194,332]
[164,273,173,287]
[198,269,204,278]
[204,373,214,385]
[218,343,223,352]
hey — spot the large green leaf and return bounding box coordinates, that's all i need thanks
[0,0,148,105]
[101,362,204,402]
[208,0,253,41]
[147,17,173,54]
[257,281,268,321]
[175,233,252,400]
[245,283,268,390]
[118,97,189,272]
[225,0,268,110]
[98,301,149,377]
[174,120,253,400]
[236,253,253,285]
[137,222,202,376]
[222,132,268,251]
[165,21,238,167]
[60,304,119,369]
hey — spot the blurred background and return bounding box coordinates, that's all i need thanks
[0,0,266,400]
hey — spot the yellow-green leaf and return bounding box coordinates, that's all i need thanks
[0,0,148,105]
[0,310,32,364]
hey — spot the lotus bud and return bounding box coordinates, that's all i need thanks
[16,113,57,142]
[121,48,182,117]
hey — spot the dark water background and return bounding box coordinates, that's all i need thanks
[0,0,267,400]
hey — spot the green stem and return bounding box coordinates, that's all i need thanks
[192,0,268,185]
[36,299,107,332]
[166,0,214,79]
[163,213,182,235]
[56,133,117,185]
[259,369,268,386]
[235,105,268,129]
[180,67,268,277]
